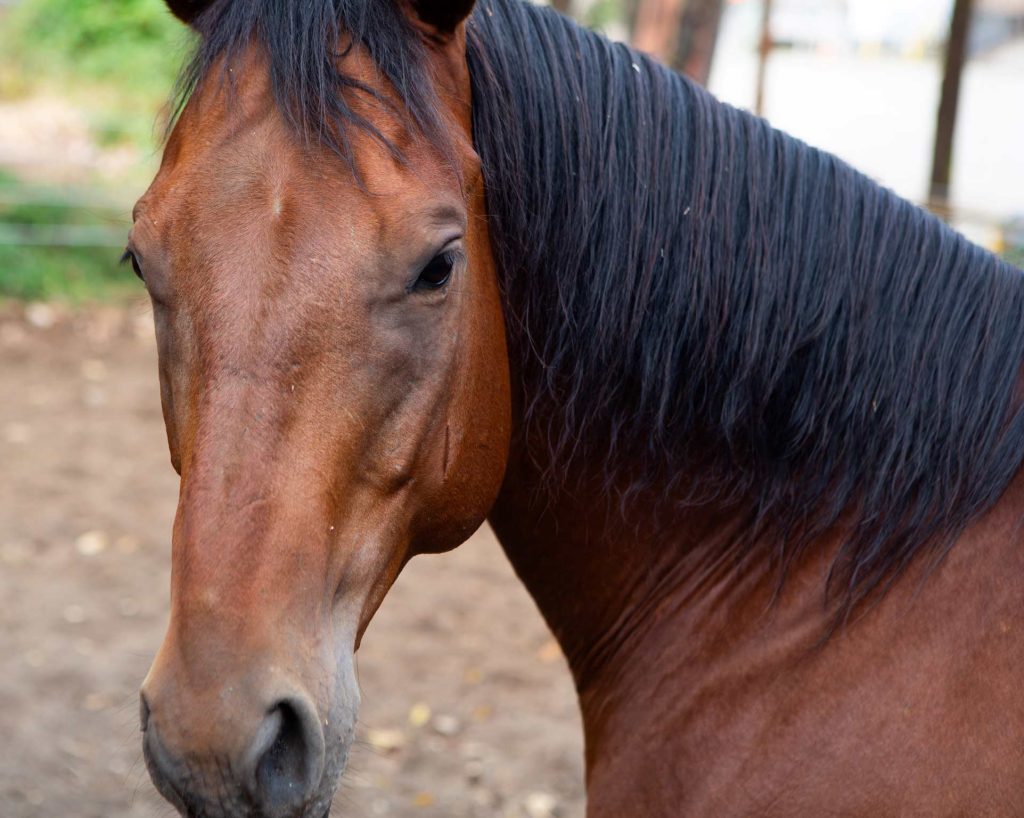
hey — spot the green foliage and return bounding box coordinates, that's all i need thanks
[584,0,626,32]
[0,172,134,301]
[0,2,187,300]
[0,242,133,302]
[1,0,192,146]
[3,0,187,96]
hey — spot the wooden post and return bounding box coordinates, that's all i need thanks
[632,0,684,63]
[633,0,724,86]
[929,0,975,208]
[550,0,572,16]
[670,0,725,86]
[754,0,773,116]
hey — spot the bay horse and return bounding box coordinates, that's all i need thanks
[130,0,1024,815]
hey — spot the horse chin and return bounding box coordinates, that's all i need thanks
[311,707,356,818]
[301,671,359,818]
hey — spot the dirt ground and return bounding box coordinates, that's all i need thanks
[0,301,585,818]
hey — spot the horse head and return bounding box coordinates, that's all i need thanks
[136,1,508,815]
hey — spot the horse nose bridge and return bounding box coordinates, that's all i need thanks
[171,434,336,592]
[161,450,342,710]
[178,380,335,533]
[169,505,335,633]
[179,355,313,474]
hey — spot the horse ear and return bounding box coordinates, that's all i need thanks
[164,0,214,25]
[407,0,475,38]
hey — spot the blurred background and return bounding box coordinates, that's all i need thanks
[0,1,1021,817]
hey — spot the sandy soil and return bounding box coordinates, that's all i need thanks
[0,301,585,818]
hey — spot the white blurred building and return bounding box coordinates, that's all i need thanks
[725,0,1024,54]
[845,0,955,50]
[710,0,1024,229]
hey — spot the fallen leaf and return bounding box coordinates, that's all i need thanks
[537,639,562,663]
[408,702,431,728]
[471,705,492,723]
[431,715,461,736]
[75,530,108,557]
[524,792,561,818]
[366,728,406,753]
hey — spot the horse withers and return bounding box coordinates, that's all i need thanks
[131,0,1024,815]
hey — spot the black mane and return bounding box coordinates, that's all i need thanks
[178,0,1024,612]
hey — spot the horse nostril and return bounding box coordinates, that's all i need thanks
[248,698,324,816]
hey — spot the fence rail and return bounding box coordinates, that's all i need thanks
[0,223,127,248]
[0,191,128,211]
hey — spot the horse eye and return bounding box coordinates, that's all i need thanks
[414,252,454,291]
[120,249,144,281]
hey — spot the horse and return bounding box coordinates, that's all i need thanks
[129,0,1024,815]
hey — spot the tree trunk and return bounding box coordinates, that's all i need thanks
[929,0,975,208]
[754,0,774,116]
[633,0,724,86]
[632,0,683,63]
[669,0,725,86]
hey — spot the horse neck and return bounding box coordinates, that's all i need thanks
[489,418,1024,789]
[487,424,787,733]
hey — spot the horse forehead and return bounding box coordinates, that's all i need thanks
[149,38,460,224]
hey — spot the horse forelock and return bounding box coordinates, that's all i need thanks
[173,0,1024,616]
[171,0,450,170]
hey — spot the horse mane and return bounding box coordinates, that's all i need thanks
[176,0,1024,613]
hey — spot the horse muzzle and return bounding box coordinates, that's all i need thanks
[140,649,358,818]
